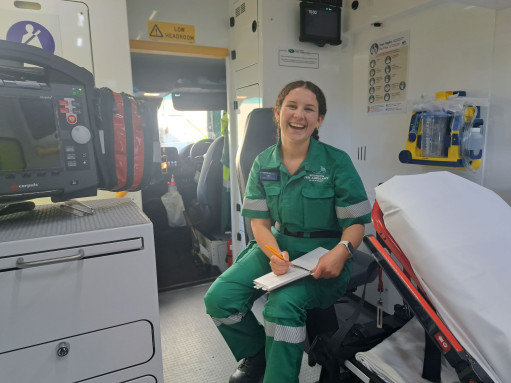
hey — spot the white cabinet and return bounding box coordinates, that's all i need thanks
[229,0,259,72]
[0,199,164,383]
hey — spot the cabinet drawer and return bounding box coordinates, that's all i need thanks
[0,250,159,354]
[0,237,143,270]
[0,320,154,383]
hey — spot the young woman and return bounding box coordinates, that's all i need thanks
[204,80,372,383]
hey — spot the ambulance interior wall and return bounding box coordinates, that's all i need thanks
[486,8,511,204]
[83,0,133,93]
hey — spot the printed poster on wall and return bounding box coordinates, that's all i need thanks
[367,31,409,114]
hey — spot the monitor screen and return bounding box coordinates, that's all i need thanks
[0,96,62,172]
[300,2,341,46]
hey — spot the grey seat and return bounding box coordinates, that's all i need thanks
[188,136,228,237]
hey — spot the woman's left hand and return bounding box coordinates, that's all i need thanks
[310,250,346,279]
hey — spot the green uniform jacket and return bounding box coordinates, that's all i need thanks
[242,138,371,234]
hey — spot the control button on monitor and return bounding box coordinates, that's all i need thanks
[67,114,77,124]
[71,125,91,145]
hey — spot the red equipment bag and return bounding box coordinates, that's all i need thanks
[93,88,161,191]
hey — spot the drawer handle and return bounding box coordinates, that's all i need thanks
[16,249,85,269]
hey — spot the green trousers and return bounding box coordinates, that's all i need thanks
[204,228,352,383]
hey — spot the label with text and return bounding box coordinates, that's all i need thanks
[148,21,195,44]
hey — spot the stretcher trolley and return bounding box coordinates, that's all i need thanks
[344,172,511,383]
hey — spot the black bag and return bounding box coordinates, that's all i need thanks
[93,88,161,191]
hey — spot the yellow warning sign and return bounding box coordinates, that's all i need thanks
[148,21,195,44]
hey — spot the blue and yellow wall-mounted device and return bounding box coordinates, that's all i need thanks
[399,91,485,170]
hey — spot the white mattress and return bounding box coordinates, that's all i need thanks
[375,171,511,383]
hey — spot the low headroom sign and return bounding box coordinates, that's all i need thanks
[148,21,195,44]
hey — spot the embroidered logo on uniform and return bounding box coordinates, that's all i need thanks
[305,166,329,182]
[309,166,327,174]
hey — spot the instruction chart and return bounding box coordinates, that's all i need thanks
[367,32,409,114]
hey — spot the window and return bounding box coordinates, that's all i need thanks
[158,96,209,151]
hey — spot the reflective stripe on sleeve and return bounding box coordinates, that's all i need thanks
[336,200,372,219]
[264,320,306,344]
[211,312,246,327]
[243,197,268,212]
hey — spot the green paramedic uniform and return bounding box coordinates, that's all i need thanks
[204,138,371,383]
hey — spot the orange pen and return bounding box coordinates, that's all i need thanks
[265,245,287,262]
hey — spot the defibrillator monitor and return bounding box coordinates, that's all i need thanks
[0,40,98,203]
[299,1,342,47]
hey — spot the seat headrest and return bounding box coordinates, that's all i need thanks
[236,108,277,197]
[190,138,214,169]
[163,146,179,161]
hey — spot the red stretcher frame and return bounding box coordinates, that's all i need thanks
[362,201,494,383]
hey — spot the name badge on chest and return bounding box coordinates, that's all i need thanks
[259,169,280,182]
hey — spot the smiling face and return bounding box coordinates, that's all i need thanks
[274,87,324,145]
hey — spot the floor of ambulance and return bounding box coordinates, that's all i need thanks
[158,283,374,383]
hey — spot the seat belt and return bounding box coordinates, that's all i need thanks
[422,330,442,382]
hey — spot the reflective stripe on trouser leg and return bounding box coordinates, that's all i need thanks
[263,318,305,383]
[211,312,246,327]
[211,310,266,361]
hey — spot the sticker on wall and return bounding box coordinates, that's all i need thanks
[0,11,62,56]
[148,21,196,44]
[367,31,409,115]
[278,49,319,69]
[6,20,55,53]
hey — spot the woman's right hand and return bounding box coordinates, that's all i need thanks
[269,251,292,275]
